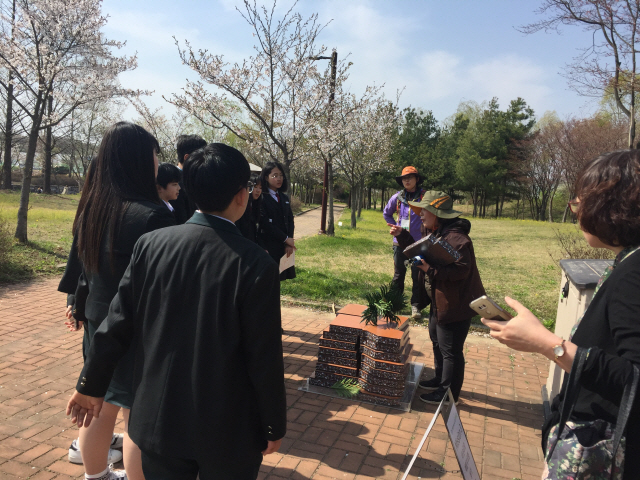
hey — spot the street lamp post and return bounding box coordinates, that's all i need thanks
[309,50,337,235]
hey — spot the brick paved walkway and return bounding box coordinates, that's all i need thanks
[0,279,549,480]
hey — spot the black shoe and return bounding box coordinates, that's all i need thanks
[419,390,458,405]
[418,377,441,391]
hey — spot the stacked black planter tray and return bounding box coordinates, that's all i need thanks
[304,306,423,409]
[358,319,412,406]
[309,314,363,388]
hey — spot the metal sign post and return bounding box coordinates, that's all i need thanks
[401,389,480,480]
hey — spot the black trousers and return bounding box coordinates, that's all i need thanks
[624,444,640,479]
[428,316,471,400]
[392,245,423,307]
[141,449,262,480]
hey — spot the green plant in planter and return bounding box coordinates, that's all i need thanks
[330,378,361,398]
[361,282,407,327]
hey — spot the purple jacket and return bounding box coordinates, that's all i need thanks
[383,189,425,245]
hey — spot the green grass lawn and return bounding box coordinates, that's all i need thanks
[0,192,585,329]
[281,208,579,328]
[0,191,79,283]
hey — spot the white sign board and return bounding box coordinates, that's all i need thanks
[444,397,481,480]
[401,389,480,480]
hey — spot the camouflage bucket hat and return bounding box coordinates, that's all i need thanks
[408,191,462,219]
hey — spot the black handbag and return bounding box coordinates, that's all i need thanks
[543,347,639,479]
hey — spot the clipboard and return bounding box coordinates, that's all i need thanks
[402,233,460,266]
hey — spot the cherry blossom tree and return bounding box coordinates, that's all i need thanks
[53,98,125,184]
[0,0,141,242]
[169,0,344,189]
[331,93,400,228]
[130,99,192,164]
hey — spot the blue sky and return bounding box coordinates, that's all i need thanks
[101,0,600,123]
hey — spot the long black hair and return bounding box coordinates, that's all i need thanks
[73,122,160,272]
[260,161,288,192]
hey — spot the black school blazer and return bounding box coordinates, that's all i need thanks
[79,199,175,323]
[259,191,294,260]
[77,213,287,462]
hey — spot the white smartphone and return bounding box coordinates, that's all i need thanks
[469,295,513,321]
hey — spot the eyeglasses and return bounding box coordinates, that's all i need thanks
[246,181,254,194]
[568,199,580,214]
[269,174,284,179]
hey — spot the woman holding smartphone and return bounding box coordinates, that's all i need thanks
[389,191,485,405]
[71,122,175,480]
[483,150,640,479]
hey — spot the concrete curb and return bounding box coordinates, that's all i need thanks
[294,206,320,217]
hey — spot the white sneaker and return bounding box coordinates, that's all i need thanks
[411,306,421,319]
[68,438,123,464]
[109,433,124,449]
[108,464,127,479]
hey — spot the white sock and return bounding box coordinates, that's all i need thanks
[85,467,110,480]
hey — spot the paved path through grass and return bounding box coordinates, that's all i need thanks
[295,204,346,239]
[0,279,548,479]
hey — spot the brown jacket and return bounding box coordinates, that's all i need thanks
[397,218,485,325]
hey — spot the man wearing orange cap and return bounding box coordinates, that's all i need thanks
[383,166,428,319]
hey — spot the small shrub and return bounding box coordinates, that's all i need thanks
[290,196,302,214]
[549,226,614,265]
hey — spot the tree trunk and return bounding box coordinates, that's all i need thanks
[367,186,372,210]
[357,179,364,219]
[327,162,334,236]
[629,89,636,149]
[2,80,14,190]
[281,156,291,195]
[2,0,16,190]
[44,95,53,194]
[562,203,569,223]
[472,186,478,218]
[548,190,555,223]
[529,197,535,221]
[350,183,357,228]
[15,103,44,243]
[380,187,385,210]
